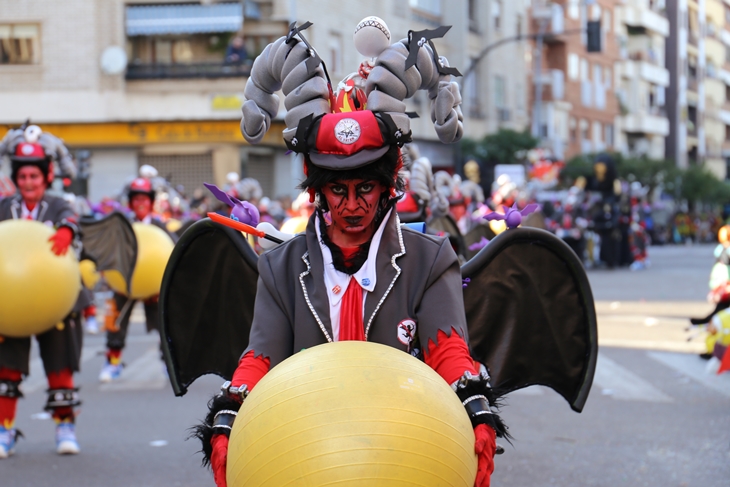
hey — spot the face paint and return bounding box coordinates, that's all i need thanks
[321,179,385,247]
[16,165,46,209]
[130,193,153,221]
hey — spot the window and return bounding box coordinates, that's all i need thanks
[570,117,577,142]
[516,14,523,37]
[726,84,730,102]
[492,0,502,30]
[568,0,579,20]
[592,121,602,143]
[329,33,342,75]
[604,67,612,89]
[0,24,41,64]
[593,64,603,86]
[580,58,589,80]
[410,0,441,16]
[591,4,602,21]
[494,75,506,108]
[465,58,482,118]
[469,0,477,21]
[605,123,614,147]
[580,119,589,140]
[568,53,579,80]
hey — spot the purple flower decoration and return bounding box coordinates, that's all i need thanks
[204,182,260,226]
[462,278,471,288]
[468,237,490,251]
[484,203,541,229]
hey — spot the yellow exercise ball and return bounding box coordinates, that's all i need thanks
[104,223,174,300]
[79,259,100,290]
[0,220,80,337]
[227,341,477,487]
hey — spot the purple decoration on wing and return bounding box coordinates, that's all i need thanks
[483,203,542,229]
[468,237,490,251]
[204,182,260,226]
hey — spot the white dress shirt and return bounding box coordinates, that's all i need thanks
[315,209,392,341]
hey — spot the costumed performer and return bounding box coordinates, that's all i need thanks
[0,126,83,457]
[99,172,176,382]
[193,18,506,487]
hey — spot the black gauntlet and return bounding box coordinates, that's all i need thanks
[452,370,510,440]
[191,382,248,467]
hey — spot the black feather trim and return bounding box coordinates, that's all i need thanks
[188,394,242,468]
[454,377,512,442]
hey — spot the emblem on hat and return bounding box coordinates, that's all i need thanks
[334,118,361,145]
[21,144,35,155]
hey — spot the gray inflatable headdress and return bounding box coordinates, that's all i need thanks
[0,124,77,179]
[240,18,463,169]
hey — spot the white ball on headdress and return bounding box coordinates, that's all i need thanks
[354,16,391,58]
[24,125,42,143]
[139,164,158,179]
[226,172,240,184]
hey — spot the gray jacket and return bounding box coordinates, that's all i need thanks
[244,210,469,368]
[0,193,75,225]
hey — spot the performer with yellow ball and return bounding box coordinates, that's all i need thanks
[0,126,83,458]
[161,17,596,487]
[99,173,175,382]
[185,18,505,487]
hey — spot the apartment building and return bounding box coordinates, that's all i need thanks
[530,0,621,160]
[667,0,730,178]
[0,0,530,201]
[615,0,670,159]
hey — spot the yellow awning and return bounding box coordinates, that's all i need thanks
[0,120,286,147]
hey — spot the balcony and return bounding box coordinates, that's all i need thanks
[622,5,669,36]
[621,111,669,136]
[621,59,670,87]
[125,62,251,80]
[720,109,730,126]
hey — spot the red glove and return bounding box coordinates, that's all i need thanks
[474,424,497,487]
[211,434,229,487]
[48,226,73,256]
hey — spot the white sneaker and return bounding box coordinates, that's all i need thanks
[55,423,80,455]
[84,316,99,334]
[99,362,123,383]
[0,426,18,458]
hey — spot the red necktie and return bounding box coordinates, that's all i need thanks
[339,277,364,341]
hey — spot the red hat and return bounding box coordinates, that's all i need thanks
[12,142,47,162]
[286,110,410,170]
[128,177,155,200]
[10,142,51,184]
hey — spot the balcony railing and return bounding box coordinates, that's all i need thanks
[125,62,252,80]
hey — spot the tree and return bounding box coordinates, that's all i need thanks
[461,129,538,165]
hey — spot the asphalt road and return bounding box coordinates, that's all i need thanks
[3,243,729,487]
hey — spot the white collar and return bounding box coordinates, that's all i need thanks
[316,209,392,307]
[21,201,40,220]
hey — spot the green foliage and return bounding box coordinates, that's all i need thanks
[680,165,730,204]
[461,129,538,165]
[564,152,730,205]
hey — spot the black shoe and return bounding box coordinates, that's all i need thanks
[690,317,708,325]
[699,353,713,360]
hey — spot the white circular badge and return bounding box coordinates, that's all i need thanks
[334,118,361,145]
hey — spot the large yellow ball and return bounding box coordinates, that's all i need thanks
[227,341,477,487]
[104,223,174,300]
[0,220,80,337]
[79,259,101,290]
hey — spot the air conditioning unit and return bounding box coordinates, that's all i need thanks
[498,108,511,122]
